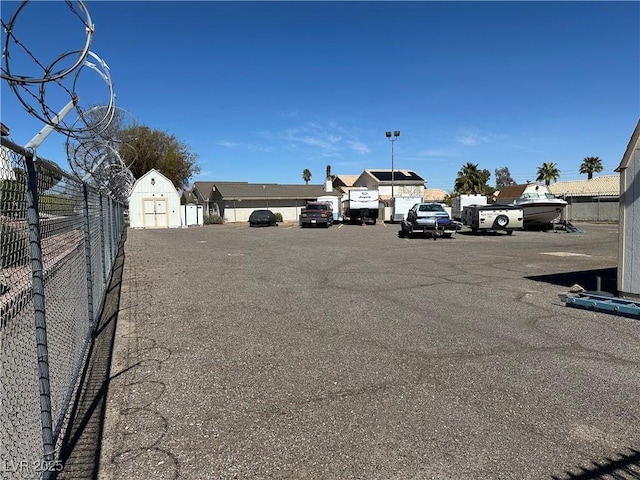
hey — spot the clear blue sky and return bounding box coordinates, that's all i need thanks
[2,1,639,192]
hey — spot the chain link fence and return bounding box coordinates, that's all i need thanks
[1,138,124,479]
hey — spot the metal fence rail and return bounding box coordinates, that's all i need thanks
[1,138,124,479]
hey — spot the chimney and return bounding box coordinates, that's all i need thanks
[325,164,333,192]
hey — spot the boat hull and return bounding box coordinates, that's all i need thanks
[515,201,567,227]
[494,183,567,229]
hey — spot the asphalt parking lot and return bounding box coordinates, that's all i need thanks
[89,221,638,479]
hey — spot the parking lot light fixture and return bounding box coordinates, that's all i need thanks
[385,130,400,198]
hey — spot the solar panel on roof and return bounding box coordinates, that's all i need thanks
[369,171,423,181]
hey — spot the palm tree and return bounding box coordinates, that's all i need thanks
[535,162,560,186]
[454,162,491,194]
[302,168,312,185]
[579,156,603,180]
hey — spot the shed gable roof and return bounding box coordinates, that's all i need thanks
[132,168,178,194]
[616,119,640,172]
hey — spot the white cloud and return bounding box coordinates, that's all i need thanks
[279,123,343,154]
[247,144,274,153]
[348,141,370,155]
[417,148,455,158]
[455,128,499,146]
[258,120,372,159]
[280,110,299,118]
[216,140,238,148]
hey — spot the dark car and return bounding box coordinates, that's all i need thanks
[249,209,277,227]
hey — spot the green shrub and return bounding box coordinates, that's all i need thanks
[0,224,29,268]
[39,194,77,216]
[0,179,26,218]
[274,212,283,223]
[204,214,224,225]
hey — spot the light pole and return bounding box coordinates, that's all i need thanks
[385,130,400,198]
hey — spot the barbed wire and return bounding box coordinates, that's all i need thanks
[1,1,94,84]
[1,0,135,199]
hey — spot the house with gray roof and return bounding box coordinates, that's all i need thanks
[186,181,330,222]
[187,181,249,216]
[185,168,429,223]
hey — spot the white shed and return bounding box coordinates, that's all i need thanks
[128,169,182,229]
[616,119,640,298]
[180,203,204,226]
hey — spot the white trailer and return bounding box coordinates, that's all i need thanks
[462,204,524,235]
[317,195,343,222]
[451,194,488,220]
[391,196,422,222]
[346,189,379,224]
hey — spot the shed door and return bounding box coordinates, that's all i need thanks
[143,198,168,228]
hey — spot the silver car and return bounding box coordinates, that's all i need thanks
[406,203,451,227]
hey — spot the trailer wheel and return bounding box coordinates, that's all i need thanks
[494,215,509,228]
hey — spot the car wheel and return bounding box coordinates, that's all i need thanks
[494,215,509,228]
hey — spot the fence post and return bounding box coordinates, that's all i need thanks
[24,152,55,462]
[82,185,95,328]
[109,196,115,259]
[99,194,107,289]
[108,197,113,260]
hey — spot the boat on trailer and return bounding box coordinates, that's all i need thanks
[494,183,567,229]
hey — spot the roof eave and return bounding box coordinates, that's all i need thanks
[616,119,640,172]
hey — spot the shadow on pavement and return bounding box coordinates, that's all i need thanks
[54,229,127,479]
[525,267,617,294]
[551,448,640,479]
